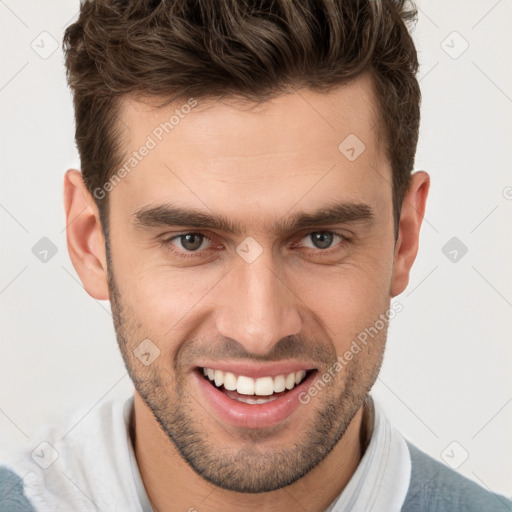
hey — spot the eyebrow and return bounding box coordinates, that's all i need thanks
[132,200,375,236]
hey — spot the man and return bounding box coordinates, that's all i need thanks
[0,0,510,511]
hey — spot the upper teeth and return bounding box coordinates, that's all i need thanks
[202,367,308,396]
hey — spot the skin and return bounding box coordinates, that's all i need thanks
[63,72,429,511]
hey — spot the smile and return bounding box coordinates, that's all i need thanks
[201,367,312,404]
[193,363,318,428]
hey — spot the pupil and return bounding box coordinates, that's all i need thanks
[312,232,333,249]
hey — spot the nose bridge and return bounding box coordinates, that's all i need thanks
[215,251,302,355]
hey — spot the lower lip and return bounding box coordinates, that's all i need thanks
[193,369,317,429]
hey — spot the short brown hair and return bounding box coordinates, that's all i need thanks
[63,0,420,239]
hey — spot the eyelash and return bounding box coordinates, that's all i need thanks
[159,231,351,260]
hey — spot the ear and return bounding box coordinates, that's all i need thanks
[63,169,110,300]
[390,171,430,297]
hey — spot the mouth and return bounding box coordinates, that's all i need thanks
[197,366,316,404]
[193,365,318,428]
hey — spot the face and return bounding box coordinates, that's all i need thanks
[101,74,399,492]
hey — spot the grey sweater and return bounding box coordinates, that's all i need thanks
[1,441,510,511]
[401,441,511,512]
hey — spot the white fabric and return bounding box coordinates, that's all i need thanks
[0,392,410,511]
[0,394,150,512]
[324,398,412,512]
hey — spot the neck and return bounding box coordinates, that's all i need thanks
[131,392,373,512]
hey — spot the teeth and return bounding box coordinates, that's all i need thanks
[223,372,238,391]
[295,370,306,385]
[202,367,310,396]
[237,375,255,395]
[230,394,280,405]
[214,369,223,387]
[273,374,286,393]
[285,373,295,390]
[254,376,274,396]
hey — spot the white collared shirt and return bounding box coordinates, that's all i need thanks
[0,392,410,512]
[324,397,411,511]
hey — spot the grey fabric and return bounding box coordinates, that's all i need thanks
[2,441,511,512]
[402,441,512,512]
[0,466,36,512]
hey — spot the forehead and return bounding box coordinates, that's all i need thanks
[111,74,390,228]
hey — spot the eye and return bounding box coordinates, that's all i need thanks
[297,231,348,251]
[159,230,351,261]
[164,232,213,254]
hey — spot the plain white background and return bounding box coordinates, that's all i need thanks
[1,0,511,498]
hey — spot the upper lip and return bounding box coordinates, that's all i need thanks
[194,361,317,379]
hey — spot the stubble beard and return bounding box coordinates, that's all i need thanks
[105,248,385,493]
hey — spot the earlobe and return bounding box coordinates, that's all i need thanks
[390,171,430,297]
[63,169,110,300]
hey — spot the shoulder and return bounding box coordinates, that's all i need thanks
[0,394,135,512]
[401,440,512,512]
[0,465,37,511]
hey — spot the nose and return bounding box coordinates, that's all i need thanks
[214,249,303,355]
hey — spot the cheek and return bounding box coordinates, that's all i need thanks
[114,261,226,342]
[110,228,394,350]
[295,256,393,334]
